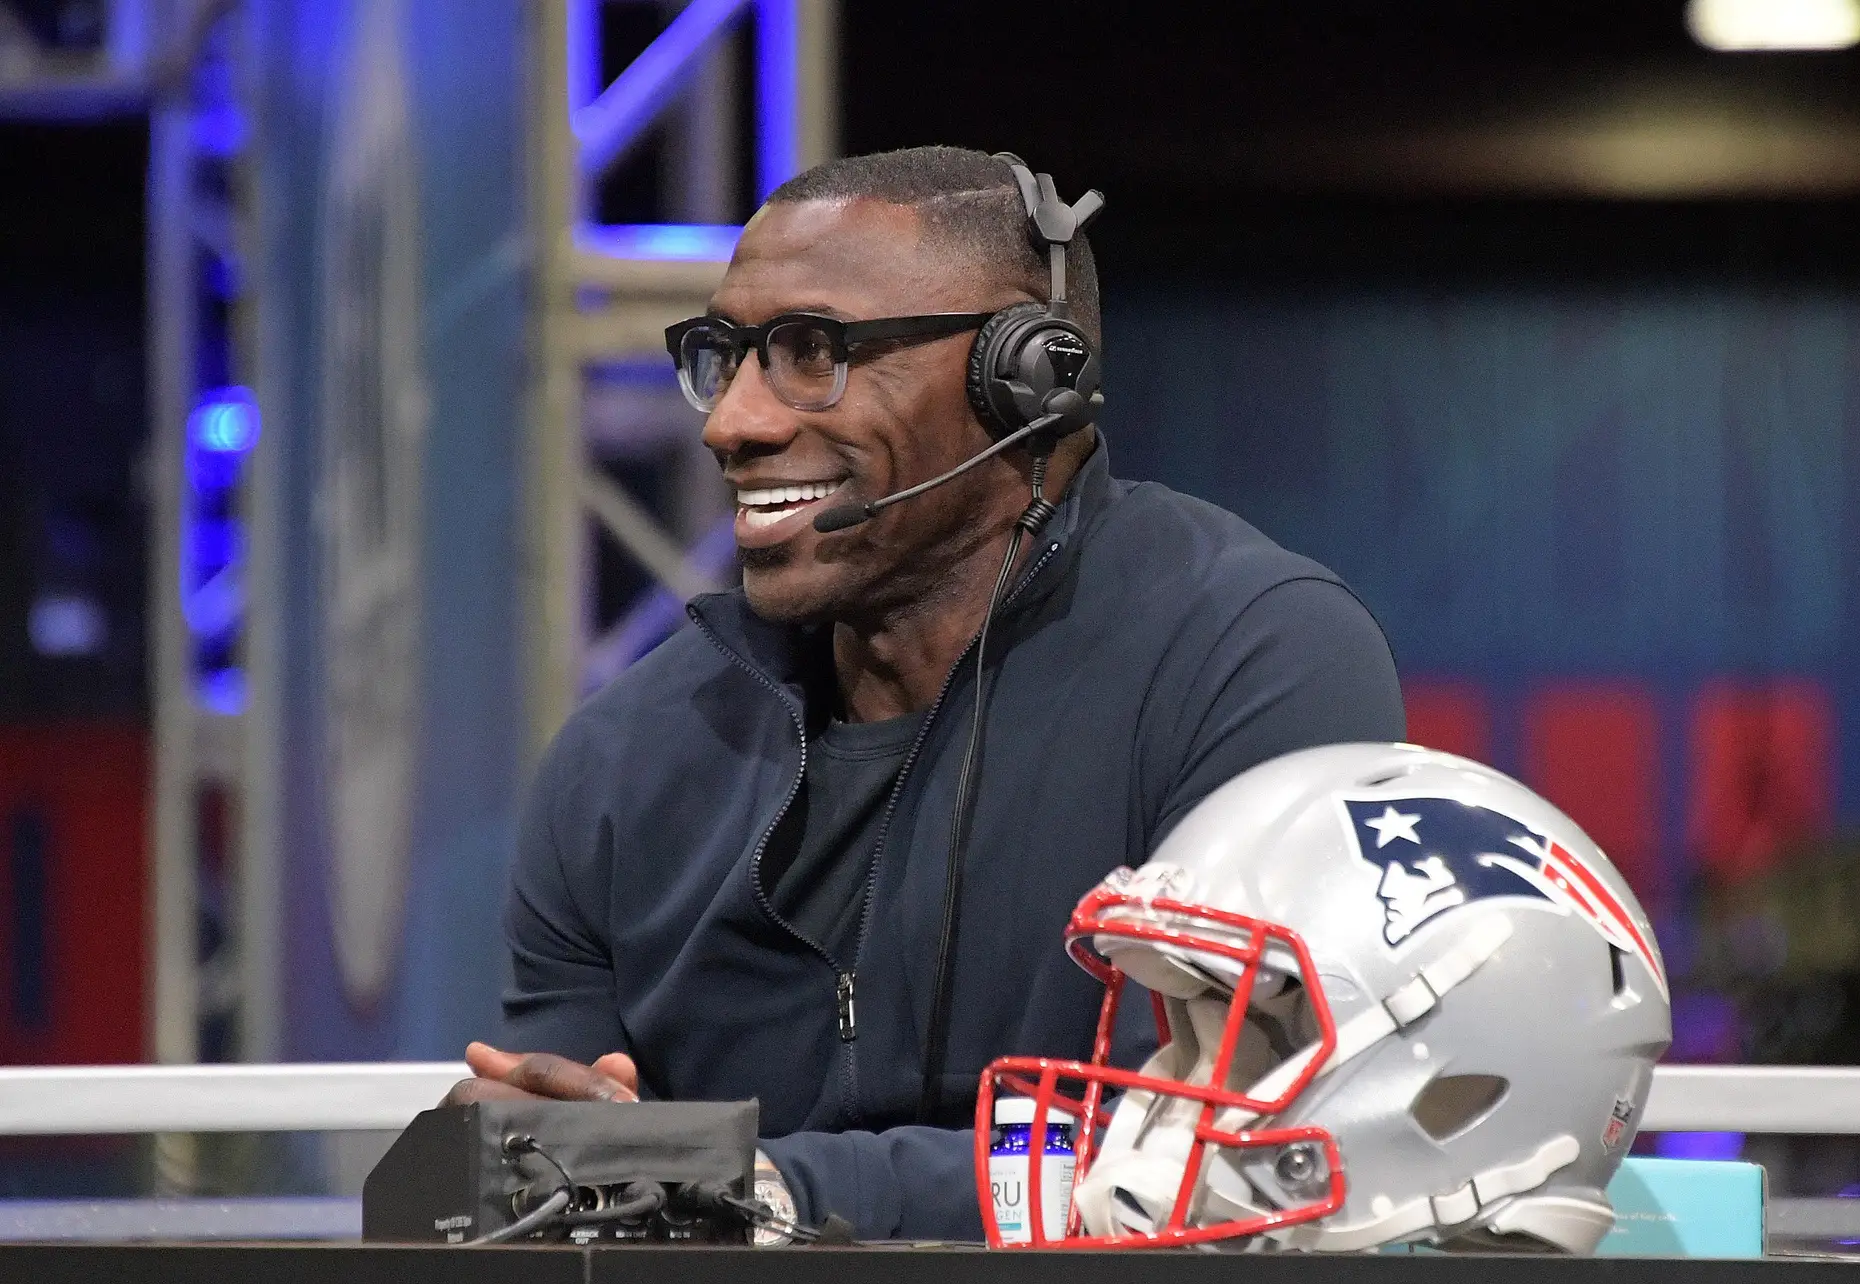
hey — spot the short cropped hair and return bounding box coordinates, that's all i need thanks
[767,145,1101,348]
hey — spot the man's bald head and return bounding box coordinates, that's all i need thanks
[766,145,1102,350]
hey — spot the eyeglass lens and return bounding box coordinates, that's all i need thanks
[676,319,848,413]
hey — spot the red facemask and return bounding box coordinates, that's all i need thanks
[975,883,1347,1249]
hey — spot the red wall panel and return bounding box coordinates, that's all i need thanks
[0,722,147,1065]
[1522,682,1662,900]
[1687,680,1833,884]
[1401,678,1493,763]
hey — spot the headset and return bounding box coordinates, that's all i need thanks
[964,153,1105,444]
[812,155,1105,535]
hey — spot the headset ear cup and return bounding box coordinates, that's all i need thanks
[966,303,1048,440]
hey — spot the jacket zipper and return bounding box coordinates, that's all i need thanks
[836,973,857,1041]
[685,615,843,999]
[691,536,1066,1116]
[840,538,1065,1110]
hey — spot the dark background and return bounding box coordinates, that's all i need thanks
[840,1,1860,283]
[0,123,148,718]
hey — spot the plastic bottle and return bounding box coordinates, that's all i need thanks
[988,1098,1078,1244]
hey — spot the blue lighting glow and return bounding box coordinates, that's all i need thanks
[754,0,800,200]
[183,388,255,714]
[196,668,246,717]
[1654,1131,1745,1161]
[27,593,107,658]
[194,103,248,159]
[579,223,742,263]
[573,0,750,178]
[189,388,260,453]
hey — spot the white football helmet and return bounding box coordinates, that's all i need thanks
[976,743,1671,1253]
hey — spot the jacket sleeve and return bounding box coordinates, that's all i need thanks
[759,1125,982,1241]
[500,728,629,1064]
[759,977,1156,1242]
[1146,575,1405,847]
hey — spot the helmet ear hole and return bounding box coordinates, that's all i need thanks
[1411,1073,1509,1142]
[1609,945,1630,997]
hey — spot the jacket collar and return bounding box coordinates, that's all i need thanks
[687,435,1114,693]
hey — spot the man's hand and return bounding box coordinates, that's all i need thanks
[442,1041,640,1106]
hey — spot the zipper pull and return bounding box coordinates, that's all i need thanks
[836,973,857,1043]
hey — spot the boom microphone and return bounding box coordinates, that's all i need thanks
[811,500,883,535]
[811,414,1061,534]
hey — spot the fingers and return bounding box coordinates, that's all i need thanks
[590,1052,640,1093]
[442,1076,548,1107]
[457,1043,638,1103]
[500,1051,637,1102]
[465,1041,523,1080]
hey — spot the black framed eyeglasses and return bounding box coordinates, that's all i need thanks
[665,311,990,413]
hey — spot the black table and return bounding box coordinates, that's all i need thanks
[0,1245,1848,1284]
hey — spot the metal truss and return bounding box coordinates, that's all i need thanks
[2,1,245,1073]
[524,0,837,761]
[0,0,153,117]
[145,1,255,1083]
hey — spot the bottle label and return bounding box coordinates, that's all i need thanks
[989,1151,1077,1244]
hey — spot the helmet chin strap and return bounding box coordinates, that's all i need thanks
[1075,913,1519,1246]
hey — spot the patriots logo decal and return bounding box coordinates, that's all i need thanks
[1344,797,1667,999]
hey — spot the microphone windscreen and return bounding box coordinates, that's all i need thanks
[812,504,871,533]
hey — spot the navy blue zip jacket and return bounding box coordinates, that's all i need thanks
[501,443,1404,1241]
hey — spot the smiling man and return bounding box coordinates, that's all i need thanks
[452,147,1405,1241]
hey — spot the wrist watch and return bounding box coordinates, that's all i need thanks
[752,1151,797,1247]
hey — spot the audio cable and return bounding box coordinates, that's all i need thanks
[690,1182,856,1245]
[705,1189,823,1244]
[468,1135,843,1246]
[475,1188,572,1245]
[470,1134,576,1245]
[919,449,1057,1124]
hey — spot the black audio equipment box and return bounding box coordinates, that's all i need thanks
[362,1099,759,1246]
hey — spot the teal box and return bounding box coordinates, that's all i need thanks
[1599,1156,1766,1259]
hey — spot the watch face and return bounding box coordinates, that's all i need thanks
[753,1175,798,1247]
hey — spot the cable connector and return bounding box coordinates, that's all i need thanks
[1014,447,1058,536]
[689,1180,848,1245]
[1015,498,1057,536]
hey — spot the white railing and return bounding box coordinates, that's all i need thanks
[0,1062,1856,1136]
[0,1062,467,1135]
[1642,1065,1860,1135]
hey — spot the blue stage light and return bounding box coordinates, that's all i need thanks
[196,668,247,717]
[580,223,742,263]
[26,593,107,658]
[1655,1131,1745,1161]
[189,389,261,454]
[183,389,256,712]
[755,0,799,200]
